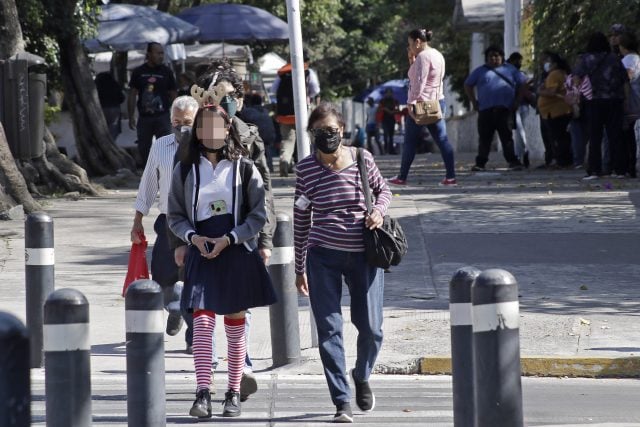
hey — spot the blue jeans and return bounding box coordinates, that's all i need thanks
[399,100,455,180]
[306,246,384,405]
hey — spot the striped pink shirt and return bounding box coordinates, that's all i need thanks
[293,148,392,275]
[407,48,446,104]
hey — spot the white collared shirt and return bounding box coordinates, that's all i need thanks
[134,133,177,215]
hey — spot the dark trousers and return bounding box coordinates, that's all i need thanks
[137,113,172,166]
[151,214,180,308]
[622,119,638,177]
[547,114,573,167]
[381,119,396,154]
[586,99,624,176]
[475,107,519,167]
[539,117,555,165]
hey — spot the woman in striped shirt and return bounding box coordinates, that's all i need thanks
[293,103,392,423]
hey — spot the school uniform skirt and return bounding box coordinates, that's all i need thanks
[183,214,277,315]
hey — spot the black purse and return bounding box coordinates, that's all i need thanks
[356,148,408,269]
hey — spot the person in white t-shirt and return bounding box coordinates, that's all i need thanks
[619,32,640,177]
[365,97,384,154]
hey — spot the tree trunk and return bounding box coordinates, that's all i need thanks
[57,34,136,176]
[0,0,24,56]
[0,0,101,218]
[0,122,41,214]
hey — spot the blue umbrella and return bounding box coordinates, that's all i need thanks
[177,3,288,43]
[84,4,200,52]
[358,79,409,105]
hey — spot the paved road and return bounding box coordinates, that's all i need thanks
[29,373,640,426]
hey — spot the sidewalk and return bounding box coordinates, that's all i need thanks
[0,151,639,381]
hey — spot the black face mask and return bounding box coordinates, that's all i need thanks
[173,125,191,145]
[311,127,341,154]
[199,143,225,156]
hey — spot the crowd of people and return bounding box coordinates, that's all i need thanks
[117,39,391,423]
[102,21,640,423]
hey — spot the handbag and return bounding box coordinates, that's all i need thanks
[122,235,150,297]
[413,99,442,125]
[356,148,408,269]
[413,58,444,125]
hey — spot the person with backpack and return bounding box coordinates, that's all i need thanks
[272,62,321,177]
[167,105,277,419]
[170,59,276,404]
[573,32,629,180]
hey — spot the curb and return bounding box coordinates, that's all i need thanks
[416,356,640,378]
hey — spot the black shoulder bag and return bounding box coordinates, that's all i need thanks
[356,148,408,269]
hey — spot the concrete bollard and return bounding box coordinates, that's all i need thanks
[268,213,301,366]
[0,311,30,426]
[25,212,55,368]
[125,279,166,427]
[44,289,91,427]
[449,266,480,427]
[472,269,523,427]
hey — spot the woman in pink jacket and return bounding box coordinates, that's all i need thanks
[388,28,457,186]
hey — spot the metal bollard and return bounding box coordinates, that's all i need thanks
[268,213,301,366]
[25,212,55,368]
[0,311,30,426]
[125,279,166,427]
[44,289,91,427]
[472,269,523,427]
[449,266,480,427]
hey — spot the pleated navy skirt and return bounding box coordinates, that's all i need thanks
[183,214,277,315]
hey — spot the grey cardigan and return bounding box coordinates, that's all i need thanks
[167,156,267,251]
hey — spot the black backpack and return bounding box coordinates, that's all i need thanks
[276,68,309,117]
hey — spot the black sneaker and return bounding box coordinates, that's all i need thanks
[240,371,258,402]
[333,402,353,423]
[508,162,523,171]
[351,369,375,412]
[166,311,183,336]
[189,389,212,418]
[222,390,241,417]
[471,165,485,172]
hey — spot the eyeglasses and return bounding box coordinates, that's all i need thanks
[309,127,340,137]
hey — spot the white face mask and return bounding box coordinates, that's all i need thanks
[543,62,551,73]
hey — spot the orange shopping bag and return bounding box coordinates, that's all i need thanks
[122,235,149,297]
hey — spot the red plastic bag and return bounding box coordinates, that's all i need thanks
[122,235,149,297]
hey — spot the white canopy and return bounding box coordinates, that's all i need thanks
[90,42,250,74]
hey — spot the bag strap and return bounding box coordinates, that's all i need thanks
[484,65,516,88]
[356,148,373,215]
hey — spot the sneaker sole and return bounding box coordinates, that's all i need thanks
[222,410,241,417]
[189,407,211,418]
[333,413,353,423]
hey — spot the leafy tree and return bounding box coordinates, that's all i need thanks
[532,0,640,64]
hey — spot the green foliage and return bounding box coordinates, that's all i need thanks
[532,0,640,64]
[44,105,62,126]
[17,0,100,90]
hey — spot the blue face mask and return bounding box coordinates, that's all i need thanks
[219,95,238,118]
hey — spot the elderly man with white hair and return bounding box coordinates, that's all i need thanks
[130,95,199,336]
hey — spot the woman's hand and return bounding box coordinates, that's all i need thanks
[191,234,229,259]
[295,273,309,296]
[365,208,384,230]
